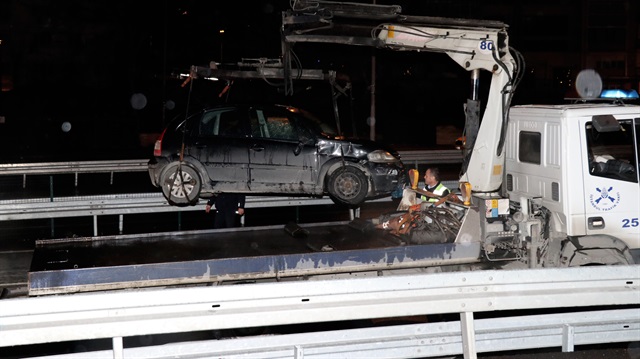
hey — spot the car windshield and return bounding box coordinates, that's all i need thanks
[292,107,339,138]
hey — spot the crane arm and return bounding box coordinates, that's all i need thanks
[283,1,521,192]
[376,23,517,191]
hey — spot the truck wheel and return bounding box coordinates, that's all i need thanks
[327,166,368,207]
[568,248,632,266]
[561,235,635,267]
[160,162,201,206]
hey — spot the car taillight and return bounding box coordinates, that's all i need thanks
[153,129,167,157]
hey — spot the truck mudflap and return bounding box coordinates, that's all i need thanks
[28,221,482,296]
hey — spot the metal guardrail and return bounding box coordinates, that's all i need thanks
[0,181,458,236]
[0,150,462,178]
[0,159,149,187]
[1,266,638,358]
[0,159,148,176]
[0,193,339,220]
[32,309,638,359]
[0,193,365,236]
[398,149,464,166]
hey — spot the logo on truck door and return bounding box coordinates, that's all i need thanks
[589,186,621,211]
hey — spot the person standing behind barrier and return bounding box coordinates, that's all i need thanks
[421,167,450,203]
[205,193,245,228]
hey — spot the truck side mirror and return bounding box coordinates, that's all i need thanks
[592,115,620,132]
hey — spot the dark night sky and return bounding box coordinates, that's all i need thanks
[0,0,626,162]
[0,1,292,161]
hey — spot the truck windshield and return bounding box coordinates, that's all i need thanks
[587,118,639,183]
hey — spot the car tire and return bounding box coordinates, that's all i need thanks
[327,166,368,207]
[160,162,201,206]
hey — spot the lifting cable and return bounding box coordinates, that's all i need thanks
[171,73,196,200]
[494,46,525,157]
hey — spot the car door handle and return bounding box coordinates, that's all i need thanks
[250,145,264,152]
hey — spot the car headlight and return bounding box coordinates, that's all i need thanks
[367,150,397,163]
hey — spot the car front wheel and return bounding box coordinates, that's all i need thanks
[160,162,201,206]
[327,166,369,207]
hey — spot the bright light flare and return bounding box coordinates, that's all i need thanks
[600,89,639,99]
[179,73,217,81]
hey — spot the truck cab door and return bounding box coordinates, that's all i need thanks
[582,116,639,247]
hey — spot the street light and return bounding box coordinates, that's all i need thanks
[219,29,224,62]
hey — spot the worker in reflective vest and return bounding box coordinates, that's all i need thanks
[421,167,450,202]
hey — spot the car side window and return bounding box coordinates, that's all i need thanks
[250,109,298,141]
[199,109,246,137]
[198,111,217,136]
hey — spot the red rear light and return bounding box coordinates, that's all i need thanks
[153,129,167,157]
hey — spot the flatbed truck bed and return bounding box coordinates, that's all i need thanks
[29,219,483,296]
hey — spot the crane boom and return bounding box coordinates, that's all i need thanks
[375,23,516,191]
[282,1,521,192]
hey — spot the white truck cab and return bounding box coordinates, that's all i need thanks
[506,104,640,264]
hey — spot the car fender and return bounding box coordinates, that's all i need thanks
[560,234,635,266]
[320,159,373,193]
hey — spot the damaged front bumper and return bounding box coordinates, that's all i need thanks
[367,160,406,197]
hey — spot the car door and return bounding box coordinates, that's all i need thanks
[247,106,319,194]
[582,117,639,247]
[188,107,250,191]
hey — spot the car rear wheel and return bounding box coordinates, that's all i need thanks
[327,166,368,207]
[161,162,201,206]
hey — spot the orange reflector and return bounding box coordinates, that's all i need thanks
[460,182,472,206]
[409,169,419,189]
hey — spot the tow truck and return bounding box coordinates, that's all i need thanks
[28,1,639,295]
[280,0,639,267]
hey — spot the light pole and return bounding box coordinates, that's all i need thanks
[219,29,224,62]
[369,0,377,141]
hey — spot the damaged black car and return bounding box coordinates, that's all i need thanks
[148,104,404,207]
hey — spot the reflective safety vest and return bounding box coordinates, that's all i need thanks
[421,182,449,202]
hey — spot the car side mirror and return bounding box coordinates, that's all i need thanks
[293,136,315,156]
